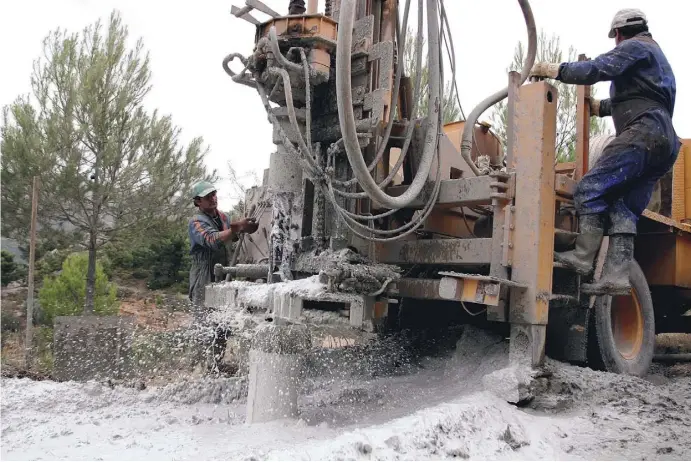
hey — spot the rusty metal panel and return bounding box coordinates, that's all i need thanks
[443,120,503,166]
[676,138,691,222]
[506,71,522,170]
[390,278,500,306]
[509,81,558,326]
[636,233,677,286]
[374,238,492,265]
[391,278,445,300]
[574,54,591,181]
[555,162,576,174]
[487,72,521,324]
[439,277,500,306]
[676,234,691,287]
[385,176,495,209]
[671,142,685,221]
[637,233,691,288]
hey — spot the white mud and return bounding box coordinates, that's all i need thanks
[3,326,691,460]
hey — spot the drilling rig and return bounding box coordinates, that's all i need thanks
[213,0,691,385]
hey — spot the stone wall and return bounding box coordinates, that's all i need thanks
[53,315,136,382]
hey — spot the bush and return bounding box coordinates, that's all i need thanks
[38,252,118,324]
[35,248,72,281]
[101,224,191,292]
[1,311,21,333]
[1,250,27,286]
[147,232,189,290]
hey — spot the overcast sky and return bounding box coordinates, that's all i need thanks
[1,0,688,211]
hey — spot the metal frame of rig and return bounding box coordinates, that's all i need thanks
[214,0,691,376]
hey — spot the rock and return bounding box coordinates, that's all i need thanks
[385,435,401,451]
[499,424,529,450]
[483,365,548,404]
[356,441,372,455]
[445,442,470,459]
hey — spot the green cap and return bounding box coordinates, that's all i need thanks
[191,180,216,199]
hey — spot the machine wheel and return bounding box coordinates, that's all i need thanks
[588,260,655,376]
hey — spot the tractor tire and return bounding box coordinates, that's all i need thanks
[588,260,655,376]
[589,133,615,166]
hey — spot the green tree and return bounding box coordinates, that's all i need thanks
[402,26,461,124]
[1,11,216,313]
[38,252,117,324]
[1,250,27,286]
[490,30,609,162]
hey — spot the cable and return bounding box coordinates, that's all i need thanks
[334,0,442,210]
[461,300,487,317]
[459,0,537,176]
[331,0,425,198]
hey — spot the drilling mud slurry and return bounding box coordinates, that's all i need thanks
[3,326,691,460]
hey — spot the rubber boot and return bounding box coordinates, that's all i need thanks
[581,234,634,296]
[553,213,605,275]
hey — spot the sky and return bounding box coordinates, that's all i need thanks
[1,0,689,211]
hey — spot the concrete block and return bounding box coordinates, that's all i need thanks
[273,292,304,320]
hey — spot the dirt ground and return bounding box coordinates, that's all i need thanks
[2,329,690,461]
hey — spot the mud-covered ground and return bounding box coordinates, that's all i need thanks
[2,329,691,461]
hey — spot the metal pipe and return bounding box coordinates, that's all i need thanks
[459,0,537,176]
[307,0,318,14]
[653,353,691,363]
[335,0,441,210]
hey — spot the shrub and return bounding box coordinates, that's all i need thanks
[1,250,26,286]
[38,252,118,324]
[1,311,21,333]
[35,248,72,281]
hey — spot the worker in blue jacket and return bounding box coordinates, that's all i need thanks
[530,8,681,295]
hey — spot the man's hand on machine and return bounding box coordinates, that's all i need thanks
[587,96,601,117]
[529,62,560,79]
[232,217,259,235]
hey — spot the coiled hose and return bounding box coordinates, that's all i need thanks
[335,0,442,210]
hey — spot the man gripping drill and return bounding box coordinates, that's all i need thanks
[529,8,681,295]
[188,180,259,307]
[188,180,259,371]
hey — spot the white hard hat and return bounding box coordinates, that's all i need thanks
[608,8,647,38]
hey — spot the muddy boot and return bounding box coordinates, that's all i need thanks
[581,234,634,296]
[553,213,604,275]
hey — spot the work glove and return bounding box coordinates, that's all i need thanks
[529,62,560,79]
[587,97,601,117]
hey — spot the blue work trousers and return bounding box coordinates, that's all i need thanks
[574,108,681,234]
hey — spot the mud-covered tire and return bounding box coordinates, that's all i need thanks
[588,260,655,376]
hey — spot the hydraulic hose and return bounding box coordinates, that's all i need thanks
[335,0,441,210]
[333,0,425,198]
[268,27,303,74]
[459,0,537,175]
[222,53,257,88]
[267,67,320,174]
